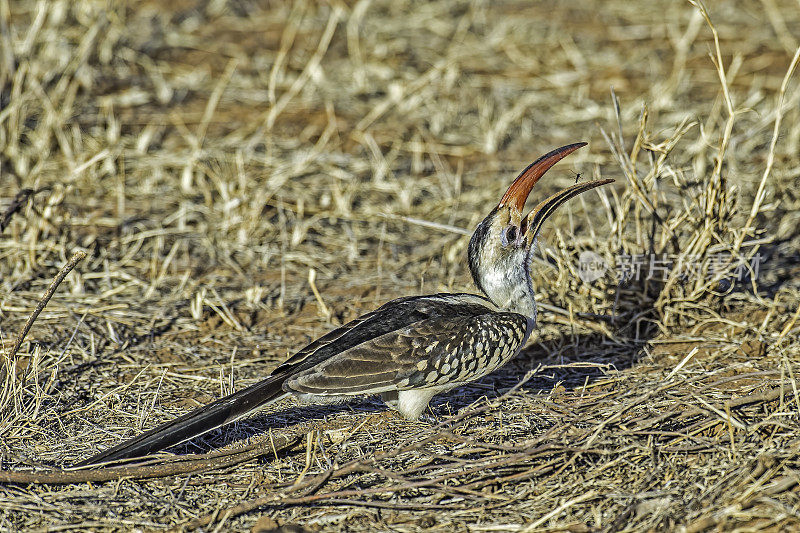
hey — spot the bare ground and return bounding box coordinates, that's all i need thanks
[1,0,799,531]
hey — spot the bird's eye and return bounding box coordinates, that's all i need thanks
[501,225,518,246]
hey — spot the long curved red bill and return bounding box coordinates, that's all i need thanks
[499,142,587,211]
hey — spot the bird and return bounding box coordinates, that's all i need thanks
[77,142,613,467]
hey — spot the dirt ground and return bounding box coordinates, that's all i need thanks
[1,0,799,531]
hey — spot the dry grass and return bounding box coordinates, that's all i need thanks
[2,0,800,531]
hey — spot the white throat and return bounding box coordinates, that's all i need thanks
[477,246,538,319]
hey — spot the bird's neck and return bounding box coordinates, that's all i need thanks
[470,247,538,320]
[480,264,537,318]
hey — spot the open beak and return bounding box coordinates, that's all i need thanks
[521,178,614,243]
[497,142,613,245]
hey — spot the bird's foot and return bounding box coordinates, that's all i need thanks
[418,411,441,425]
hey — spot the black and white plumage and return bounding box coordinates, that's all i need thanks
[78,143,612,466]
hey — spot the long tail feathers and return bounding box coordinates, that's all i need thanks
[75,373,288,467]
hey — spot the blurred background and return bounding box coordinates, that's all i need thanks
[2,0,799,531]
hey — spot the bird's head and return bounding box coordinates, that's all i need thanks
[468,142,613,319]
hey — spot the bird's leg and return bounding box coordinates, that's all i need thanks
[381,389,441,420]
[396,388,441,420]
[381,391,440,426]
[382,390,439,423]
[417,410,440,425]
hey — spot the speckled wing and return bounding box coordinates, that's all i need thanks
[272,293,497,376]
[285,308,531,397]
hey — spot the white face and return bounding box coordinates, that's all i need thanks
[469,207,537,319]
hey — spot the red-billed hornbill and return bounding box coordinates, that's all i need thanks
[78,142,612,466]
